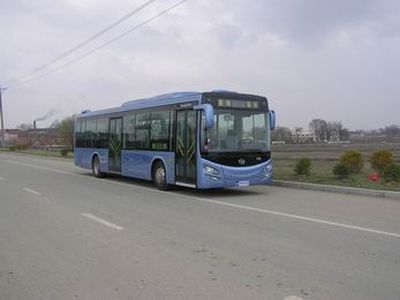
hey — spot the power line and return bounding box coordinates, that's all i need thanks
[9,0,188,88]
[5,0,158,87]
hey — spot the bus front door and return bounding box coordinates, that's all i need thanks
[109,117,123,173]
[175,110,197,185]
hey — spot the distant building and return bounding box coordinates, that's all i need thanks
[291,128,315,143]
[4,128,62,147]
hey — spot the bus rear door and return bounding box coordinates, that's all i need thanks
[109,117,123,173]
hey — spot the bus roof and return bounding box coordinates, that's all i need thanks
[77,91,203,118]
[76,90,265,119]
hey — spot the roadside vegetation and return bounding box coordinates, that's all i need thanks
[294,157,312,176]
[0,115,75,159]
[0,147,73,159]
[273,143,400,191]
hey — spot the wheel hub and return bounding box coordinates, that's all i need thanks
[155,167,165,185]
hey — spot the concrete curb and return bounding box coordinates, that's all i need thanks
[272,180,400,200]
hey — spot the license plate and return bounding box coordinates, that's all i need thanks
[237,180,250,187]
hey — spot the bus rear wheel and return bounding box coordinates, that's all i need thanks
[92,155,104,178]
[153,161,170,190]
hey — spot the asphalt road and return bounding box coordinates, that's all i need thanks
[0,152,400,300]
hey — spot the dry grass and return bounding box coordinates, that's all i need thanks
[272,143,400,191]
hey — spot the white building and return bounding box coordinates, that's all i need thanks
[291,128,315,143]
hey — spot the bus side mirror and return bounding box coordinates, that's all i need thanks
[269,110,276,131]
[194,104,214,129]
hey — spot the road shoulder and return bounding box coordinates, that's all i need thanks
[273,179,400,200]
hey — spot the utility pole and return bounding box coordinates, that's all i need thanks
[0,86,6,148]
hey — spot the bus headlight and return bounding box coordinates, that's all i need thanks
[263,165,272,173]
[263,165,272,177]
[204,165,219,176]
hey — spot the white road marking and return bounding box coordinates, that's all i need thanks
[81,213,124,231]
[179,196,400,239]
[2,157,400,239]
[284,296,303,300]
[23,187,42,196]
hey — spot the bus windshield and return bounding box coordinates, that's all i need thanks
[201,109,270,153]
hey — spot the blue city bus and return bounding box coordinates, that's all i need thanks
[74,91,276,189]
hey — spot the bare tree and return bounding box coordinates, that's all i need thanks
[271,126,292,143]
[381,125,400,139]
[309,119,349,142]
[56,116,75,149]
[309,119,328,142]
[328,121,343,142]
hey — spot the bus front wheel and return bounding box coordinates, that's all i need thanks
[153,161,170,190]
[92,155,104,178]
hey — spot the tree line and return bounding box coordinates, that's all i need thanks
[272,118,400,144]
[308,119,349,142]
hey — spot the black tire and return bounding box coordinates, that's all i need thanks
[152,161,170,190]
[92,155,104,178]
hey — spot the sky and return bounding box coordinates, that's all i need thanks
[1,0,399,130]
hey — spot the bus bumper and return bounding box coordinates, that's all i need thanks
[196,158,273,189]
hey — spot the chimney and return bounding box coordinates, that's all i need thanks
[33,120,37,131]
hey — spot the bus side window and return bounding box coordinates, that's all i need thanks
[124,113,136,150]
[97,118,108,148]
[75,119,82,148]
[135,112,151,150]
[80,119,87,148]
[86,119,96,148]
[150,110,170,151]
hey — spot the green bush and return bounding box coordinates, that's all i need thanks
[333,163,350,179]
[382,164,400,183]
[9,146,16,151]
[369,150,393,173]
[294,157,312,176]
[339,150,364,174]
[60,149,69,157]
